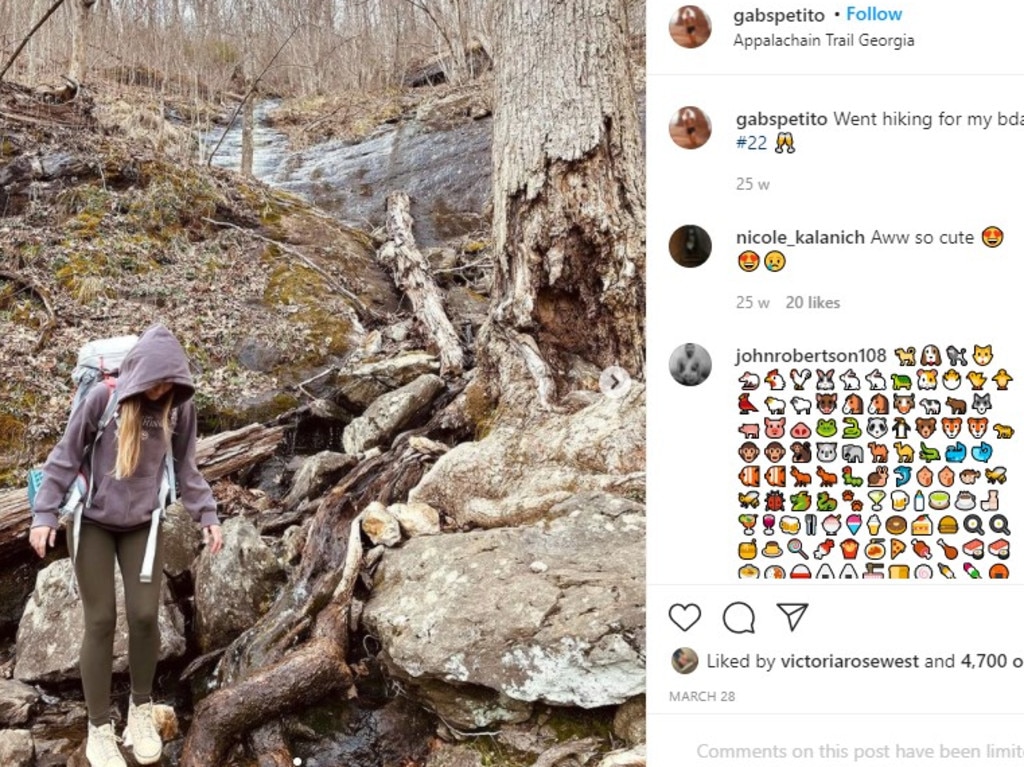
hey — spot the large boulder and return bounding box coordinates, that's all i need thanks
[0,730,33,767]
[14,560,186,684]
[283,450,358,509]
[160,502,203,579]
[410,386,644,528]
[343,374,445,454]
[0,680,38,726]
[362,492,645,729]
[193,517,286,653]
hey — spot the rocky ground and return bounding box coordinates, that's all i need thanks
[0,71,645,767]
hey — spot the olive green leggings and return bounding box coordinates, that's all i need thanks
[70,522,165,726]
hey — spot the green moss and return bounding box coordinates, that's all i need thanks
[543,706,617,743]
[467,737,533,767]
[0,387,48,486]
[464,378,500,439]
[263,253,356,358]
[56,184,112,218]
[196,391,299,433]
[126,170,219,239]
[70,212,105,237]
[55,252,110,301]
[0,281,42,326]
[0,413,27,454]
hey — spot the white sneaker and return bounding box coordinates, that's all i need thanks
[86,722,126,767]
[123,700,163,764]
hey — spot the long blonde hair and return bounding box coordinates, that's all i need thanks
[114,396,174,479]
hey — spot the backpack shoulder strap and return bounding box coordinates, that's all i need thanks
[96,385,119,432]
[85,385,119,508]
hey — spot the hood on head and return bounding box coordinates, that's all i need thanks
[117,325,196,406]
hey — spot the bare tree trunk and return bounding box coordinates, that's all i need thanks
[67,0,95,82]
[476,0,645,411]
[240,0,255,176]
[28,0,44,80]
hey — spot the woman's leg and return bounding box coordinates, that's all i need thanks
[72,523,119,727]
[115,525,165,704]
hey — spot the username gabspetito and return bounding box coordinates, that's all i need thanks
[736,111,828,130]
[733,8,826,26]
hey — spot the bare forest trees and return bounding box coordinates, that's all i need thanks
[0,0,495,97]
[475,0,645,411]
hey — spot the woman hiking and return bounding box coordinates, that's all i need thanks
[29,324,223,767]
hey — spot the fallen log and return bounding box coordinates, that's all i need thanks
[0,422,285,565]
[378,191,465,376]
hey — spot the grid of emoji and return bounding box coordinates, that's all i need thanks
[736,345,1013,579]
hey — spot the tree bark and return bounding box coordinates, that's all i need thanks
[378,191,465,376]
[477,0,645,410]
[180,637,352,766]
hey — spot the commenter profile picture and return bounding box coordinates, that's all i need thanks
[669,225,712,268]
[669,106,712,150]
[669,343,712,386]
[669,6,712,49]
[672,647,699,674]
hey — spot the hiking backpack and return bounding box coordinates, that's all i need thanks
[27,335,176,583]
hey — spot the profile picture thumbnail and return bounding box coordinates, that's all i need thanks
[669,343,712,386]
[672,647,700,674]
[669,225,712,268]
[669,6,712,49]
[669,106,712,150]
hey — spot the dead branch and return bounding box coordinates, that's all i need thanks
[377,191,465,376]
[0,270,57,351]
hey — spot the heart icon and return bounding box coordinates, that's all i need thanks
[668,603,702,632]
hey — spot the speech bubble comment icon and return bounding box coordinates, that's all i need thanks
[723,602,756,634]
[669,603,702,632]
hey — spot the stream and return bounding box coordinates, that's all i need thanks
[201,101,492,248]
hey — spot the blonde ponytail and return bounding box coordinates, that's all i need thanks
[114,395,174,479]
[115,398,142,479]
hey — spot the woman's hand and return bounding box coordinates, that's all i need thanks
[29,526,57,559]
[203,524,223,554]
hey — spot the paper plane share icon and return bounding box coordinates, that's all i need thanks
[777,603,809,632]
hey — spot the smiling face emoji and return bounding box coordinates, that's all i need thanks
[764,250,786,272]
[738,250,759,271]
[983,226,1004,248]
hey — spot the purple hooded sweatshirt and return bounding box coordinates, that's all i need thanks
[31,325,219,531]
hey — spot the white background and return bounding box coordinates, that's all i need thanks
[647,1,1024,761]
